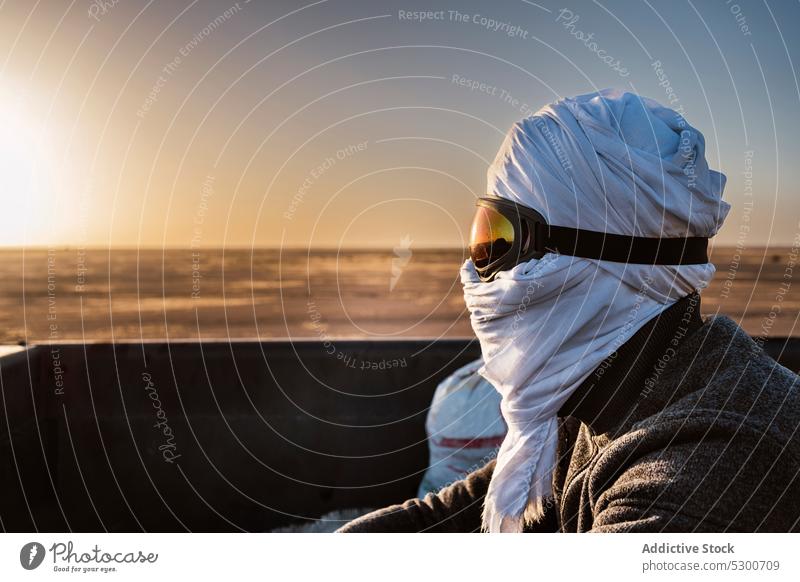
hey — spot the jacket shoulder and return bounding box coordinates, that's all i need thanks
[587,317,800,531]
[654,315,800,452]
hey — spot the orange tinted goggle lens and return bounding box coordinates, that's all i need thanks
[469,206,515,269]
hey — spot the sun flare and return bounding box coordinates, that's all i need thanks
[0,83,54,246]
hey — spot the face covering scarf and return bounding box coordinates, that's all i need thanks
[462,89,730,533]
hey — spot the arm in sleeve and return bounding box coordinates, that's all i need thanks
[337,460,495,532]
[588,425,800,533]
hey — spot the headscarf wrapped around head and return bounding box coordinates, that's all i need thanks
[461,89,729,532]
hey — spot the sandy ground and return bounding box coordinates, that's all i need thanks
[0,246,797,344]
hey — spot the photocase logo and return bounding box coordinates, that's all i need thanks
[390,235,413,291]
[20,542,45,570]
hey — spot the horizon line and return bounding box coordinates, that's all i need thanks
[0,244,791,252]
[0,243,792,251]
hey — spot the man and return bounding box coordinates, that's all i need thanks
[339,89,800,533]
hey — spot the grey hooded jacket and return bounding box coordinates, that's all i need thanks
[339,296,800,532]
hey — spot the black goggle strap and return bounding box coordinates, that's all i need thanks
[538,223,709,265]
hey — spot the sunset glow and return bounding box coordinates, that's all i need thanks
[0,1,798,248]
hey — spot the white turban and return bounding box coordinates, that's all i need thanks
[460,89,729,532]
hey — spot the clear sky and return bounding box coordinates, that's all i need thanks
[1,0,798,248]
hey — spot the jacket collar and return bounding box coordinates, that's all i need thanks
[558,293,704,435]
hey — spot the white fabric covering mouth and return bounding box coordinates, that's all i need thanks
[461,88,730,533]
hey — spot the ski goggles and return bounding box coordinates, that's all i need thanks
[468,196,709,282]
